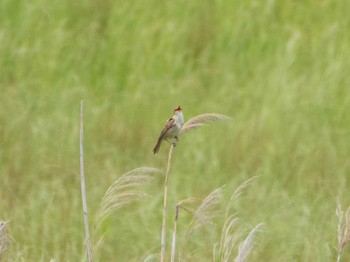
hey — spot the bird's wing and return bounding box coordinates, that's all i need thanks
[159,117,176,139]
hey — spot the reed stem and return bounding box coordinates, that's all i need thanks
[80,100,93,262]
[160,144,174,262]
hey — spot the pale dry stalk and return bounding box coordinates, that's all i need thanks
[160,144,174,262]
[80,100,93,262]
[170,204,180,262]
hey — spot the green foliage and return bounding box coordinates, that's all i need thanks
[1,0,350,260]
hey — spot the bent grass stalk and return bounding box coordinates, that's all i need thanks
[170,198,198,262]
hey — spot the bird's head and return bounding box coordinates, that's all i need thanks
[174,106,182,113]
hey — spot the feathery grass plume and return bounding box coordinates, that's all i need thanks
[235,223,264,262]
[336,204,350,262]
[95,167,160,227]
[174,189,223,262]
[93,167,160,260]
[0,221,10,256]
[180,113,231,134]
[185,187,224,236]
[217,215,241,262]
[225,176,258,218]
[143,253,159,262]
[91,235,105,260]
[214,177,262,262]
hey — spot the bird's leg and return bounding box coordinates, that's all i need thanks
[171,136,179,147]
[165,139,177,147]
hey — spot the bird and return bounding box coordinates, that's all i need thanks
[153,106,185,154]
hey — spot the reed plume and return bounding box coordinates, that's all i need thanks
[95,167,160,227]
[214,177,263,262]
[185,187,224,235]
[336,204,350,262]
[0,221,10,257]
[93,167,160,259]
[180,113,231,134]
[235,223,263,262]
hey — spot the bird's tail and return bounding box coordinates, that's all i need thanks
[152,138,162,154]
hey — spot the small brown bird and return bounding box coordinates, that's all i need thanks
[153,106,185,154]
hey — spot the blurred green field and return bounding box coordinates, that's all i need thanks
[1,0,350,261]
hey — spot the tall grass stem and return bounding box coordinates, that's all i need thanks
[80,100,93,262]
[170,205,179,262]
[160,144,174,262]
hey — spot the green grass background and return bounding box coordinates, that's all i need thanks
[1,0,350,261]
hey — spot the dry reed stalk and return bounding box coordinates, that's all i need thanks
[336,204,350,262]
[160,144,174,262]
[80,100,93,262]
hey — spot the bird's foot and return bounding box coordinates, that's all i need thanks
[172,142,176,147]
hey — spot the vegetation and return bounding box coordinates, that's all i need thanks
[1,0,350,261]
